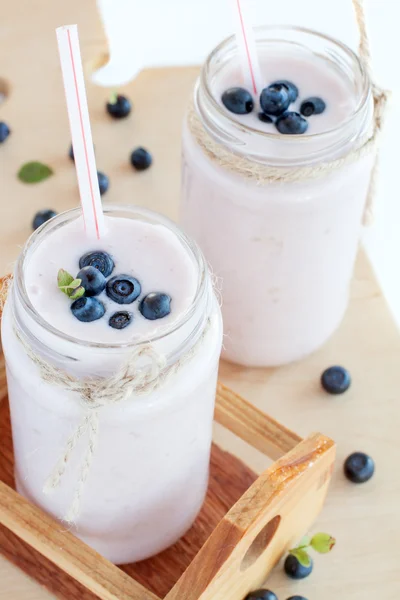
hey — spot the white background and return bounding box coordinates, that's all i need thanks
[96,0,399,327]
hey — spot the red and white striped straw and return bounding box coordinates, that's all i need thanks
[233,0,263,96]
[56,25,105,240]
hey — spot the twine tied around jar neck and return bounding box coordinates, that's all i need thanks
[1,277,211,524]
[188,0,389,226]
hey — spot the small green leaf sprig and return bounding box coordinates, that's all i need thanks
[18,161,53,184]
[57,269,85,300]
[289,532,336,568]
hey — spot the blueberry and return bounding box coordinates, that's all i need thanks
[321,366,351,395]
[69,144,74,161]
[79,251,114,278]
[140,293,171,320]
[260,84,290,116]
[344,452,375,483]
[272,80,299,103]
[284,555,313,580]
[106,275,141,304]
[0,122,11,143]
[275,112,308,135]
[130,147,153,171]
[222,87,254,115]
[258,112,273,124]
[245,590,278,600]
[286,597,308,600]
[106,94,132,119]
[109,311,133,330]
[97,171,109,195]
[301,97,326,117]
[76,266,106,297]
[71,297,105,323]
[32,209,57,231]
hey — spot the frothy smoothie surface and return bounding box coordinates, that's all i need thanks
[25,216,198,343]
[216,49,356,135]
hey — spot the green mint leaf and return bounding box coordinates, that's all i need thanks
[290,548,311,568]
[69,279,82,290]
[310,533,336,554]
[18,161,53,184]
[109,90,118,104]
[298,536,311,549]
[69,286,85,300]
[58,269,74,291]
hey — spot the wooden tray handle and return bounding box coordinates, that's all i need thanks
[165,433,336,600]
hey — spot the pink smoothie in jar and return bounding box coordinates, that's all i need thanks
[181,26,374,367]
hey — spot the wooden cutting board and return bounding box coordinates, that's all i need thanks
[0,1,399,599]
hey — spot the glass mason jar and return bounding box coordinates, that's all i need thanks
[1,206,222,565]
[181,26,375,367]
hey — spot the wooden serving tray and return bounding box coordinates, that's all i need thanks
[0,358,335,600]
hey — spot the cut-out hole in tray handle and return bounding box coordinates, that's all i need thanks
[240,515,282,571]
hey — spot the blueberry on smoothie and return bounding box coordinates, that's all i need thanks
[130,147,153,171]
[77,266,106,297]
[275,112,308,135]
[284,554,313,579]
[300,97,326,117]
[321,366,351,394]
[245,590,278,600]
[260,84,290,116]
[140,293,171,320]
[106,275,141,304]
[79,251,114,278]
[109,311,133,330]
[287,597,308,600]
[97,171,109,195]
[271,80,299,103]
[106,94,132,119]
[0,122,11,143]
[222,87,254,115]
[258,112,273,124]
[344,452,375,483]
[71,297,105,322]
[32,209,57,231]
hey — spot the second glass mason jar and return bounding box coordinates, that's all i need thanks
[1,206,222,565]
[181,26,375,367]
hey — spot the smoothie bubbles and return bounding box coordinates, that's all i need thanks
[1,25,222,564]
[181,1,386,367]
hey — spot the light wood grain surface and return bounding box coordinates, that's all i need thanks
[0,1,399,598]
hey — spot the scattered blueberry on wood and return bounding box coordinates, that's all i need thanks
[32,209,57,231]
[97,171,109,195]
[130,147,153,171]
[245,590,278,600]
[106,94,132,119]
[284,554,313,580]
[321,366,351,395]
[0,122,11,143]
[344,452,375,483]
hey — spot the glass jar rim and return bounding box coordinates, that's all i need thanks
[14,205,208,351]
[200,24,371,143]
